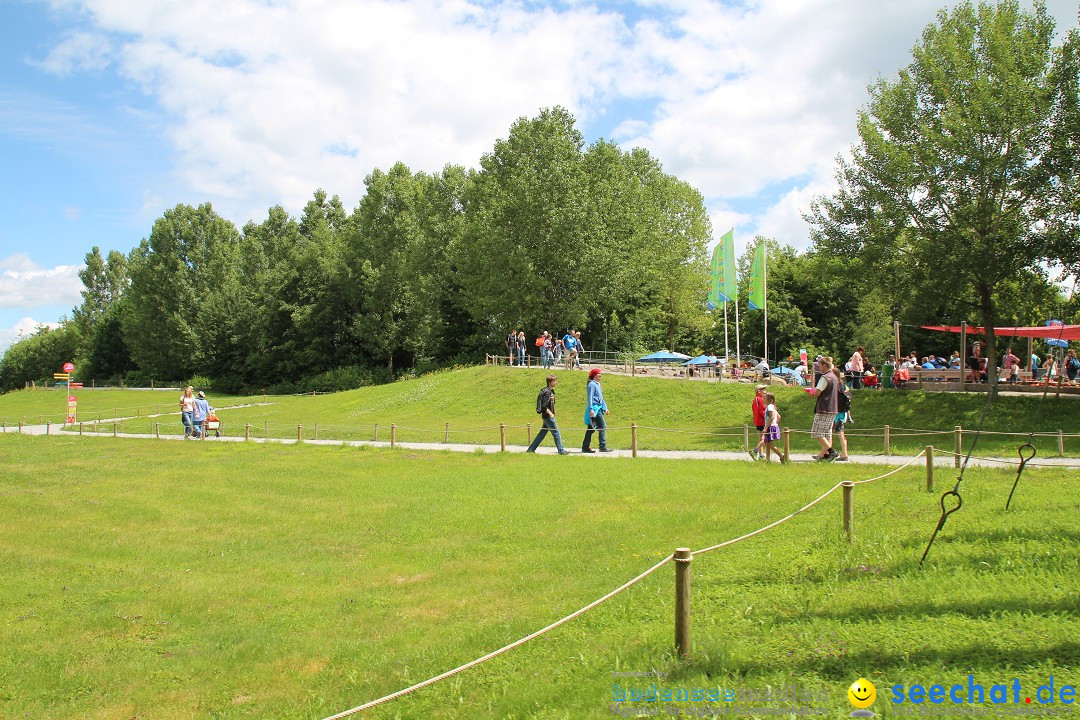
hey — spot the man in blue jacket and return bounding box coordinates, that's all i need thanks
[581,368,612,453]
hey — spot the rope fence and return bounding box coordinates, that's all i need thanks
[9,414,1080,460]
[321,451,928,719]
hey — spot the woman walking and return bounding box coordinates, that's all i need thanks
[761,391,782,462]
[179,386,196,438]
[581,368,612,453]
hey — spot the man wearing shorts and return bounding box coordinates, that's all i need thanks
[809,357,839,461]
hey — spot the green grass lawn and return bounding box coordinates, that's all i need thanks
[1,434,1076,719]
[3,366,1080,458]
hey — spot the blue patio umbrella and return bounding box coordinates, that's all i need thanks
[682,355,714,366]
[638,350,692,363]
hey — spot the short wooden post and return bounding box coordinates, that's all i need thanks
[954,425,962,468]
[39,414,42,424]
[884,424,891,456]
[18,421,23,433]
[297,424,303,442]
[79,422,83,436]
[390,424,396,448]
[264,421,269,439]
[374,424,379,442]
[157,403,161,415]
[444,423,449,443]
[674,548,692,658]
[314,422,318,441]
[245,423,251,441]
[631,423,638,458]
[137,408,141,418]
[155,422,160,439]
[527,423,532,444]
[1058,429,1065,457]
[842,481,854,543]
[499,422,506,452]
[782,427,791,463]
[46,421,51,435]
[925,445,935,492]
[113,422,117,437]
[743,424,750,452]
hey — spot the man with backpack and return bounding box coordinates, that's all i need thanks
[527,375,569,455]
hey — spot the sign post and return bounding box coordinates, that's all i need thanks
[59,363,76,425]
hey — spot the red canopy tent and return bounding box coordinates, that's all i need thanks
[922,325,1080,340]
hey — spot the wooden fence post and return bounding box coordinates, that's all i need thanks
[631,423,638,458]
[674,548,692,658]
[842,481,854,543]
[884,425,891,456]
[782,427,791,463]
[527,423,532,444]
[113,422,117,438]
[744,424,750,452]
[155,422,160,439]
[374,424,379,442]
[954,425,962,468]
[297,424,303,442]
[245,423,251,441]
[18,421,23,433]
[264,421,268,439]
[444,423,450,443]
[925,445,934,492]
[390,424,396,448]
[46,421,50,435]
[499,422,506,452]
[314,422,319,441]
[79,422,83,436]
[1058,429,1065,457]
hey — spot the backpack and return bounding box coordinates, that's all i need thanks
[1069,356,1080,372]
[837,388,852,413]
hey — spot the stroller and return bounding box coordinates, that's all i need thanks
[203,411,222,438]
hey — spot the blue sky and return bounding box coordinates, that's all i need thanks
[1,0,1077,355]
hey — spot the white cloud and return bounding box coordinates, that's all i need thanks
[36,0,1080,244]
[0,317,62,357]
[0,254,83,310]
[33,30,113,75]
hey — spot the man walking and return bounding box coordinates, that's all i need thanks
[581,368,612,453]
[527,375,569,455]
[809,357,839,461]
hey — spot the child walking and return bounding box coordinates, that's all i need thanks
[750,384,767,460]
[762,391,783,462]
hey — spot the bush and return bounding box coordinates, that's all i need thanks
[265,365,379,395]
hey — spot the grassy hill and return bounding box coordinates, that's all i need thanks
[3,366,1079,456]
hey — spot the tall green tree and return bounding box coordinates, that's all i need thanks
[808,0,1063,392]
[123,203,242,379]
[458,106,596,336]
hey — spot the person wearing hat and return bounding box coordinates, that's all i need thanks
[192,390,211,439]
[581,368,612,453]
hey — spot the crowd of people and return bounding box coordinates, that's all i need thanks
[506,329,586,370]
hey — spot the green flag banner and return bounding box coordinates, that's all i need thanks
[708,241,723,307]
[747,241,765,311]
[708,229,738,307]
[720,229,736,303]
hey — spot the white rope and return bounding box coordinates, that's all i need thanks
[320,553,673,719]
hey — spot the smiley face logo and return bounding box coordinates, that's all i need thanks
[848,678,876,708]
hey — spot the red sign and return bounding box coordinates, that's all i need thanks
[70,382,84,389]
[63,362,74,372]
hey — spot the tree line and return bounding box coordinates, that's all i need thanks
[3,2,1077,393]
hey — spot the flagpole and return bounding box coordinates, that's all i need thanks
[724,302,729,361]
[735,293,741,367]
[763,241,769,364]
